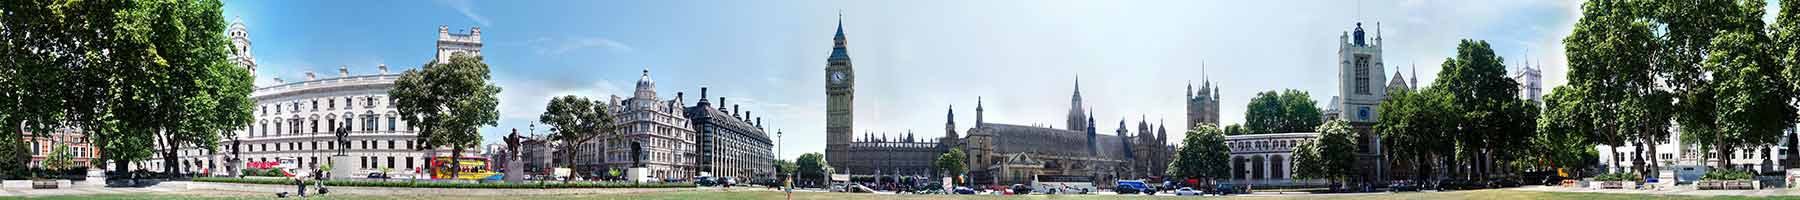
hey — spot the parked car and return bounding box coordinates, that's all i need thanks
[1487,178,1521,188]
[695,176,718,187]
[954,186,977,194]
[1009,184,1034,195]
[1389,180,1420,192]
[366,172,390,179]
[1115,180,1155,195]
[719,177,738,187]
[1173,187,1203,196]
[1212,183,1237,195]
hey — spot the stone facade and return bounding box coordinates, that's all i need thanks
[1188,74,1221,130]
[435,25,482,64]
[686,87,776,181]
[591,69,698,180]
[957,79,1170,187]
[1332,21,1389,184]
[1225,133,1326,187]
[824,17,857,171]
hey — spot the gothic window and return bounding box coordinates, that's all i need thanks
[1355,55,1371,95]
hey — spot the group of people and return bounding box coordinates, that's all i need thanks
[279,166,328,198]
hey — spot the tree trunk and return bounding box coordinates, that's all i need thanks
[451,146,462,181]
[1717,141,1732,170]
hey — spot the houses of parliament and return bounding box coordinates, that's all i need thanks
[821,16,1224,186]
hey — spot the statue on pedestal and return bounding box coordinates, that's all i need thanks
[334,124,350,156]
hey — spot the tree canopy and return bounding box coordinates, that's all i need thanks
[1243,89,1322,134]
[539,95,615,182]
[1167,124,1230,181]
[392,52,503,179]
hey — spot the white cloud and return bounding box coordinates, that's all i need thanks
[494,78,623,120]
[439,0,491,27]
[527,36,635,55]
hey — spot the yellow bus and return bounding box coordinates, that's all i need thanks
[427,156,500,180]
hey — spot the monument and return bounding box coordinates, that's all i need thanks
[504,129,524,183]
[627,141,651,183]
[330,124,356,179]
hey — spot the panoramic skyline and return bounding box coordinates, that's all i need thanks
[223,0,1593,160]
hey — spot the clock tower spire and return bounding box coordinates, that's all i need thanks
[824,14,856,169]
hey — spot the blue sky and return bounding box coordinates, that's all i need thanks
[223,0,1615,160]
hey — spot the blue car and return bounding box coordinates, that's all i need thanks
[953,186,977,194]
[1116,180,1155,195]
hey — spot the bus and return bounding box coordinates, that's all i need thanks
[426,156,501,180]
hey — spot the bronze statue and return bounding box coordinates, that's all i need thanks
[505,128,521,158]
[334,124,350,156]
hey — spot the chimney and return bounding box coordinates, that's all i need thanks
[746,111,752,122]
[305,71,316,81]
[676,92,684,104]
[699,87,708,101]
[379,64,389,75]
[338,65,349,77]
[719,97,727,110]
[733,104,741,117]
[756,117,762,128]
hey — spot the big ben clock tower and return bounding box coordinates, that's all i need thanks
[824,16,855,168]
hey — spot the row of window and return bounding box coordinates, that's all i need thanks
[254,114,403,138]
[260,96,390,116]
[246,139,415,153]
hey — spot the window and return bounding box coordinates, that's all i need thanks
[311,119,319,133]
[388,140,395,150]
[388,116,396,132]
[312,100,318,111]
[366,97,376,108]
[361,157,368,169]
[387,156,395,169]
[406,157,414,170]
[364,115,376,132]
[329,99,336,110]
[1354,55,1371,95]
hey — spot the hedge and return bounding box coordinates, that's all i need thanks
[1702,169,1753,181]
[193,177,696,189]
[1593,172,1640,182]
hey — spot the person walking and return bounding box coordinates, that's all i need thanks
[292,168,309,197]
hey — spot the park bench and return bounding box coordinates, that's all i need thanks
[31,180,57,189]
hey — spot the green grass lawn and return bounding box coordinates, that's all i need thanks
[9,189,1800,200]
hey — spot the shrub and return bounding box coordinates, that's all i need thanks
[1593,172,1640,182]
[1702,169,1753,181]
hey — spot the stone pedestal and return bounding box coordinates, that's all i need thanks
[505,158,524,183]
[330,155,356,179]
[627,167,651,183]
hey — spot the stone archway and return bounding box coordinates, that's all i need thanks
[1252,155,1265,180]
[1233,156,1246,180]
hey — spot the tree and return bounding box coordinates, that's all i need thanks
[773,159,798,178]
[1706,30,1797,169]
[1376,88,1459,181]
[796,152,830,187]
[392,52,504,180]
[1222,124,1247,136]
[1244,89,1322,134]
[1636,0,1788,170]
[1167,124,1229,184]
[934,149,966,184]
[539,95,616,183]
[1295,120,1358,184]
[1535,86,1599,173]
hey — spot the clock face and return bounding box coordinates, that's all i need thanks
[830,71,846,84]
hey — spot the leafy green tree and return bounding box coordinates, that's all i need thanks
[1562,0,1659,174]
[934,149,965,183]
[1705,31,1797,169]
[796,152,830,187]
[1636,0,1787,170]
[773,159,798,178]
[539,95,616,183]
[44,144,74,171]
[393,52,504,180]
[1222,124,1247,136]
[1535,86,1598,173]
[1376,88,1459,181]
[1167,124,1229,184]
[1244,89,1321,134]
[1435,39,1531,178]
[1295,120,1358,184]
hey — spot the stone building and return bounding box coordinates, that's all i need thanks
[686,87,776,181]
[589,69,698,180]
[1224,133,1326,187]
[1188,73,1221,129]
[957,78,1170,187]
[153,24,483,176]
[1331,21,1389,184]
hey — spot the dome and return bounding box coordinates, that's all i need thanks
[634,68,656,99]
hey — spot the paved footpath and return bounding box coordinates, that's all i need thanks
[1509,184,1800,196]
